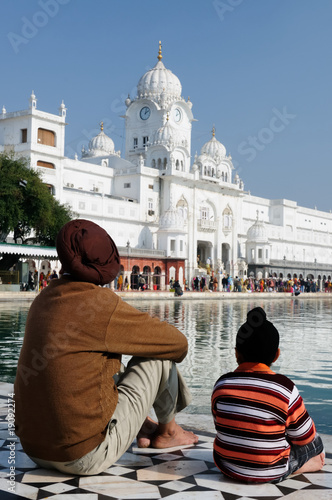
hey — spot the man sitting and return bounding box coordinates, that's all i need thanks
[15,219,198,476]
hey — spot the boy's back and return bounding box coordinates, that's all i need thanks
[212,307,324,484]
[212,362,316,483]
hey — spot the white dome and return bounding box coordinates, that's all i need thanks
[137,46,182,99]
[83,126,115,158]
[153,119,176,145]
[160,205,185,231]
[89,131,114,155]
[247,219,268,242]
[201,134,226,159]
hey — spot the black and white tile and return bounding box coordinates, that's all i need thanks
[1,382,331,499]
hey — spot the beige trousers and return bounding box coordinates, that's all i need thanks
[31,357,192,475]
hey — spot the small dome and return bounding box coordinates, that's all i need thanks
[89,131,114,155]
[153,118,176,145]
[201,133,226,159]
[137,43,182,100]
[247,218,268,243]
[83,124,115,158]
[159,205,185,231]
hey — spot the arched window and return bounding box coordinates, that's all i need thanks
[223,206,233,229]
[131,265,140,290]
[225,172,228,182]
[163,158,167,168]
[157,158,162,169]
[153,266,161,290]
[201,207,209,220]
[212,168,215,177]
[143,266,151,289]
[177,199,188,221]
[204,166,207,175]
[176,159,180,170]
[221,172,224,181]
[181,160,184,171]
[151,159,156,168]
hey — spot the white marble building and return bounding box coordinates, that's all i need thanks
[1,44,331,285]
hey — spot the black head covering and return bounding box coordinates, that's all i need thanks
[236,307,279,365]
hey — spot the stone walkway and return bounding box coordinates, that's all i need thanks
[2,290,332,303]
[1,382,331,500]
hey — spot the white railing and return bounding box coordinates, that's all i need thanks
[197,219,217,231]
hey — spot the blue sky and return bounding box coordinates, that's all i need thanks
[1,0,331,211]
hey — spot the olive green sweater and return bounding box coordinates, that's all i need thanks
[14,278,188,461]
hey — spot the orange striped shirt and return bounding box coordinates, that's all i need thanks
[212,362,316,483]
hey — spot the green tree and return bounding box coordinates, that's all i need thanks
[0,153,74,269]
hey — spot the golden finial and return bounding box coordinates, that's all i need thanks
[158,41,162,61]
[187,96,190,102]
[212,125,215,137]
[100,121,104,131]
[166,112,169,121]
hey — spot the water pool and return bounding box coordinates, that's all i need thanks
[1,297,331,434]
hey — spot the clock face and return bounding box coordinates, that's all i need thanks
[174,108,182,122]
[140,106,151,120]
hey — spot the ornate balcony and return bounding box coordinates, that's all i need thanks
[197,219,217,232]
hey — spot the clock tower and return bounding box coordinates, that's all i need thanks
[124,42,194,173]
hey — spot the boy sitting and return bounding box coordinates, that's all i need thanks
[212,307,325,483]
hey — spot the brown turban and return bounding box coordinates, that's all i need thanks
[56,219,120,285]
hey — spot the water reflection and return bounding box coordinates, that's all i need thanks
[127,298,332,435]
[0,303,29,382]
[0,298,331,434]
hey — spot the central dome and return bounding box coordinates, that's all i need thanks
[137,43,182,99]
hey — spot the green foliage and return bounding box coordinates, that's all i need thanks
[0,153,74,246]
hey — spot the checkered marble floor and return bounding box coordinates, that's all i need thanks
[1,382,332,500]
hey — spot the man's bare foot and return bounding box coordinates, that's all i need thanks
[151,421,199,449]
[137,417,158,448]
[294,452,325,475]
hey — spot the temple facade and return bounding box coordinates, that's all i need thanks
[1,44,331,287]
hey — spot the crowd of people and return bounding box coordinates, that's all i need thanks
[21,268,332,295]
[22,269,59,291]
[191,275,218,292]
[190,275,332,294]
